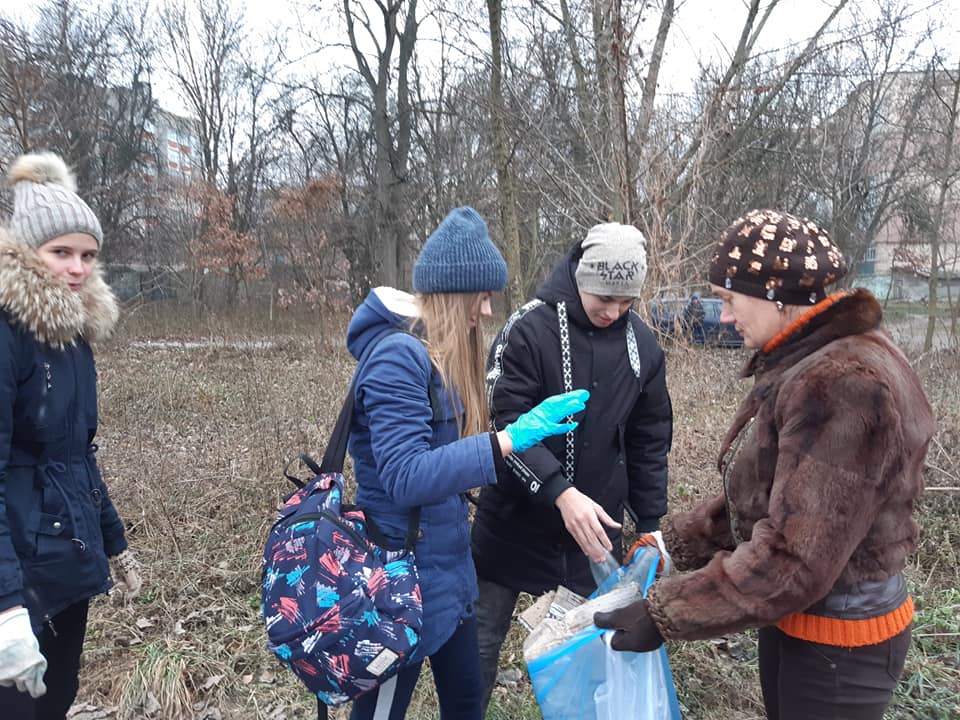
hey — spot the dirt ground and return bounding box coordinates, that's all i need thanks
[65,307,960,720]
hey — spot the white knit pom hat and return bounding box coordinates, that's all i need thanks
[7,152,103,248]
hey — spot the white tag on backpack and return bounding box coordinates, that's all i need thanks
[366,648,400,676]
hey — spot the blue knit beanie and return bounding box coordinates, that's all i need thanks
[412,207,508,293]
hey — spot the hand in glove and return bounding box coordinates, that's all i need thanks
[0,607,47,698]
[594,598,665,653]
[504,389,589,453]
[109,549,143,598]
[625,530,672,575]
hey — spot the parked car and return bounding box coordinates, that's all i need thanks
[649,296,744,348]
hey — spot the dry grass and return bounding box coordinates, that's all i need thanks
[74,305,960,720]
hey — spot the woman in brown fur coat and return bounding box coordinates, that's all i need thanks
[595,209,936,720]
[0,153,141,719]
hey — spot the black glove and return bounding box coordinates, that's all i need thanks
[594,598,665,652]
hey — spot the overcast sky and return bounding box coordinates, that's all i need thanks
[657,0,956,92]
[10,0,958,111]
[258,0,957,94]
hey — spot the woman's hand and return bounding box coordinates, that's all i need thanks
[594,599,665,653]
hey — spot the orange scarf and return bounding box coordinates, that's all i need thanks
[761,291,849,354]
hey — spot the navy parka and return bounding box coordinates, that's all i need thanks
[0,235,125,627]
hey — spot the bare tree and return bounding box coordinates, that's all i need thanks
[486,0,523,306]
[160,0,244,185]
[920,57,960,347]
[0,0,157,259]
[342,0,420,288]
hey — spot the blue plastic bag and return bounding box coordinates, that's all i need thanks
[526,547,682,720]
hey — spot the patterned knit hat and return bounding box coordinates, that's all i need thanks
[575,223,647,297]
[7,152,103,248]
[412,207,507,294]
[708,209,846,305]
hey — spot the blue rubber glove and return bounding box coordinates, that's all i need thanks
[504,389,589,453]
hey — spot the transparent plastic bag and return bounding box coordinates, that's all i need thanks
[594,634,679,720]
[526,546,682,720]
[589,550,622,588]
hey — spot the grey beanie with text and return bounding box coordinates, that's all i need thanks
[575,223,647,297]
[7,152,103,248]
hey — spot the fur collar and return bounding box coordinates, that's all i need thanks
[743,288,882,378]
[0,231,118,347]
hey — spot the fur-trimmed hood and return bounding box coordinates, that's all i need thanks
[0,229,118,346]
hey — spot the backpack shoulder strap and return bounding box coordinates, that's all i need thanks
[319,327,405,474]
[317,326,422,550]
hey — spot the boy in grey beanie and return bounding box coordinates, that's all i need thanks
[574,222,648,297]
[473,222,672,713]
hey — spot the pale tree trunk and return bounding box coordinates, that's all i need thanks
[344,0,419,289]
[559,0,593,171]
[592,0,616,218]
[609,0,632,222]
[924,58,960,351]
[634,0,674,152]
[486,0,524,308]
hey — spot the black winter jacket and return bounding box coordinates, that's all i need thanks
[0,234,125,627]
[472,240,672,596]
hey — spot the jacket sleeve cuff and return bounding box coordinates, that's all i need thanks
[632,515,661,533]
[104,533,129,559]
[0,589,25,615]
[489,432,510,480]
[645,581,677,640]
[540,474,572,509]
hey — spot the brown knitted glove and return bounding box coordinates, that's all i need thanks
[594,599,665,653]
[109,549,142,598]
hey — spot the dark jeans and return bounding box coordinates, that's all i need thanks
[0,599,89,720]
[323,616,483,720]
[475,578,520,715]
[758,624,911,720]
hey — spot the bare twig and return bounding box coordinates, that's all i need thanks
[914,632,960,638]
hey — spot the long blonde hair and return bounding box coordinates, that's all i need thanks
[415,292,489,438]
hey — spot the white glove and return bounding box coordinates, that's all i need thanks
[0,607,47,698]
[109,549,143,598]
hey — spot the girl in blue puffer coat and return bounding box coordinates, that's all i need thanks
[337,207,588,720]
[0,153,141,720]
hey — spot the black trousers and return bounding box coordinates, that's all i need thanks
[758,624,911,720]
[0,599,90,720]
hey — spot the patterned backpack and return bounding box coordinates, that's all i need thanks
[261,331,423,708]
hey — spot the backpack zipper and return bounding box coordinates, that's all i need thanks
[280,511,371,552]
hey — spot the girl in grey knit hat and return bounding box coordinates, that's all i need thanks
[0,152,140,718]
